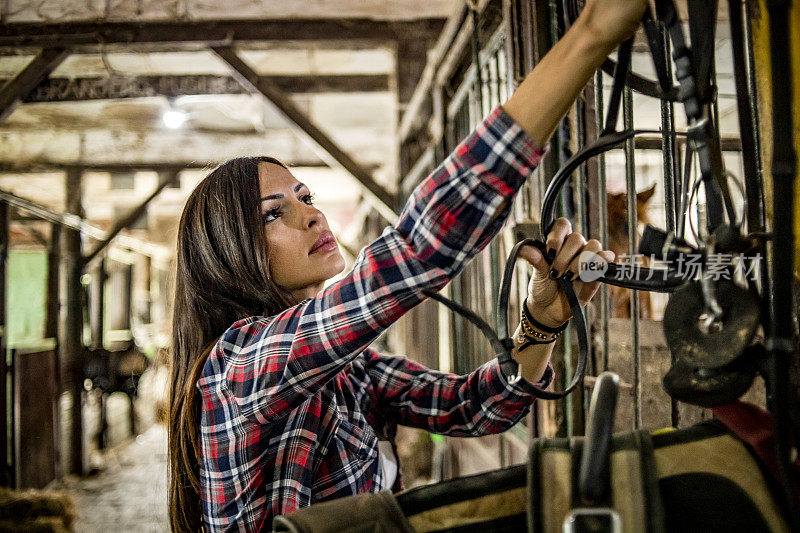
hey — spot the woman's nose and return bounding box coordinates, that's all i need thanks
[302,204,323,229]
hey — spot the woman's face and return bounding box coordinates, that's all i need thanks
[258,162,346,301]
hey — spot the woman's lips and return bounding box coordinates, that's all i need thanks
[309,232,337,255]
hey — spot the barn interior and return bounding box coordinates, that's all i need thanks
[0,0,797,531]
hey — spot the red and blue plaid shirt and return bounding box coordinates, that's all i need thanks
[197,107,551,531]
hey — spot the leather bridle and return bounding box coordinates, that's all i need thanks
[424,0,727,398]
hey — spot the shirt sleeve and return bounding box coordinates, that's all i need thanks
[361,348,554,436]
[207,107,544,424]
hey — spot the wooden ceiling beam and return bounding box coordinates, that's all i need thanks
[5,74,391,103]
[0,47,68,122]
[212,45,398,223]
[0,160,381,173]
[0,18,445,50]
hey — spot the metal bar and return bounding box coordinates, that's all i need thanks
[595,71,610,373]
[212,46,398,224]
[763,0,800,526]
[729,0,764,233]
[623,86,641,429]
[82,169,179,267]
[0,47,68,123]
[661,28,678,232]
[0,19,446,49]
[469,3,485,118]
[12,74,392,103]
[60,167,84,476]
[575,95,589,437]
[659,23,681,428]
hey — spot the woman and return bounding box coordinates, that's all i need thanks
[168,0,646,530]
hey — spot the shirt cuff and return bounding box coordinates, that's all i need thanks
[497,360,555,398]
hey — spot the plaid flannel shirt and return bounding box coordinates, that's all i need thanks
[197,107,552,532]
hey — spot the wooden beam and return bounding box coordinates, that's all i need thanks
[0,188,169,259]
[0,160,351,174]
[44,224,60,340]
[0,201,9,487]
[8,74,391,103]
[212,46,398,223]
[0,48,68,123]
[396,39,430,107]
[0,19,445,50]
[89,259,104,351]
[82,169,179,267]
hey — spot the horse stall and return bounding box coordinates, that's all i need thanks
[389,0,796,516]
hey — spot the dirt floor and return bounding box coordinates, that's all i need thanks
[55,424,169,532]
[51,365,170,532]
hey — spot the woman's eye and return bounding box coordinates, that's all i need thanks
[262,207,281,223]
[302,193,315,205]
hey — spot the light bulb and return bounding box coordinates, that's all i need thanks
[162,109,187,129]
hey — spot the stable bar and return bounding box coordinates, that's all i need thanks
[623,86,642,429]
[44,224,60,341]
[659,24,681,428]
[595,71,610,373]
[728,0,765,234]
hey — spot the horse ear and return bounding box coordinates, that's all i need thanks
[638,183,657,203]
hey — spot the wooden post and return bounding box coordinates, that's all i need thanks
[89,259,105,351]
[107,260,133,351]
[0,202,9,486]
[59,168,84,476]
[396,39,429,113]
[44,224,60,341]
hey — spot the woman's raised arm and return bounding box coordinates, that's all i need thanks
[502,0,648,146]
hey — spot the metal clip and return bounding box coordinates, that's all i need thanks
[563,508,622,533]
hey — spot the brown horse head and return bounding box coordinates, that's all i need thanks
[607,183,657,318]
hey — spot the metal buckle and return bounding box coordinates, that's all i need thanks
[562,508,622,533]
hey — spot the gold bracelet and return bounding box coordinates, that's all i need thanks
[520,299,567,343]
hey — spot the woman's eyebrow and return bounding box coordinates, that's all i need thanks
[261,182,307,203]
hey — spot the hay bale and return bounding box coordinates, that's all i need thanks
[0,487,75,532]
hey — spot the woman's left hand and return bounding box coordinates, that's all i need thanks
[518,217,615,328]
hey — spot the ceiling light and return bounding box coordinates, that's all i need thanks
[162,109,188,129]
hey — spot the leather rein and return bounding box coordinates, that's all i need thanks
[423,0,731,399]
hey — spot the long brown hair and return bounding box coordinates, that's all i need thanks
[168,156,296,531]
